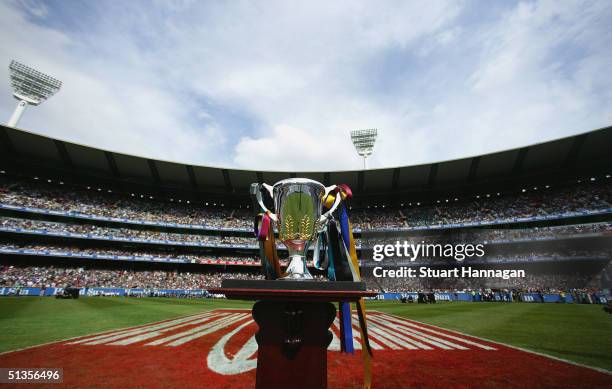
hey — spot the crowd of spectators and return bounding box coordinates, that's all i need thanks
[0,181,251,228]
[362,271,605,294]
[474,222,612,241]
[351,182,611,229]
[360,248,610,266]
[3,243,607,267]
[1,179,610,230]
[0,177,610,295]
[0,265,263,289]
[3,218,610,250]
[362,222,612,247]
[0,243,258,264]
[2,263,603,295]
[0,217,254,245]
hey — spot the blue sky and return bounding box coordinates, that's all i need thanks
[0,0,611,171]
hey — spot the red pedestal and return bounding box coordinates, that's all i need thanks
[209,282,376,389]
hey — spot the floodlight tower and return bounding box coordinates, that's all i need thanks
[350,129,378,169]
[6,60,62,128]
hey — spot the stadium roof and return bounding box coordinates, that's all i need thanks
[1,124,611,202]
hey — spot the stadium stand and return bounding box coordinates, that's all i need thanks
[1,177,610,230]
[0,265,265,290]
[0,124,610,300]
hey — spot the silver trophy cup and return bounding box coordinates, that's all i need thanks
[256,178,341,280]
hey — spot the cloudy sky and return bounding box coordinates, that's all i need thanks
[0,0,611,171]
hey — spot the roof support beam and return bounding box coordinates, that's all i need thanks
[105,152,120,178]
[512,148,529,175]
[222,169,233,192]
[323,172,330,186]
[428,163,438,188]
[467,157,481,182]
[357,171,365,192]
[392,168,400,189]
[147,159,161,183]
[0,127,15,157]
[186,165,198,189]
[53,140,73,168]
[563,134,588,168]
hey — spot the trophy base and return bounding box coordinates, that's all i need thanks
[278,273,315,281]
[218,279,368,292]
[280,255,314,280]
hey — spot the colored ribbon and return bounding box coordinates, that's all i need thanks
[337,185,373,388]
[336,204,356,354]
[326,230,336,281]
[339,301,354,353]
[254,212,271,241]
[338,183,353,200]
[255,213,281,279]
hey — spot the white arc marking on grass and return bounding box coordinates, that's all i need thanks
[368,316,456,349]
[333,317,384,350]
[358,316,428,350]
[108,314,230,346]
[377,314,496,350]
[329,319,341,351]
[70,312,219,345]
[148,313,248,347]
[368,315,466,350]
[207,320,257,375]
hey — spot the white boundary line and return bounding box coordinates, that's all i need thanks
[0,308,252,356]
[377,310,612,376]
[0,310,216,356]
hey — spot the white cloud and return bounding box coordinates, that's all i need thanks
[234,125,334,171]
[367,0,612,167]
[0,1,227,166]
[436,28,461,46]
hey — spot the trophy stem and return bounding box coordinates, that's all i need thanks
[280,255,314,280]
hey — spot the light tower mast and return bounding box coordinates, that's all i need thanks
[350,129,378,169]
[6,60,62,128]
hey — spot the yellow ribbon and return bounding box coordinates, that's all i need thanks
[346,219,372,389]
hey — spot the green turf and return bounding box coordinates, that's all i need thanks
[1,298,610,372]
[369,300,612,372]
[0,297,252,353]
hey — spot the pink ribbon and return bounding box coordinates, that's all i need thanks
[254,213,271,241]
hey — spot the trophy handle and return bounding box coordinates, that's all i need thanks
[256,183,278,222]
[319,185,342,223]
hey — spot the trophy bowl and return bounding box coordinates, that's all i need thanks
[256,178,341,280]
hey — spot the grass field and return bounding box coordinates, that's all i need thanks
[1,298,610,372]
